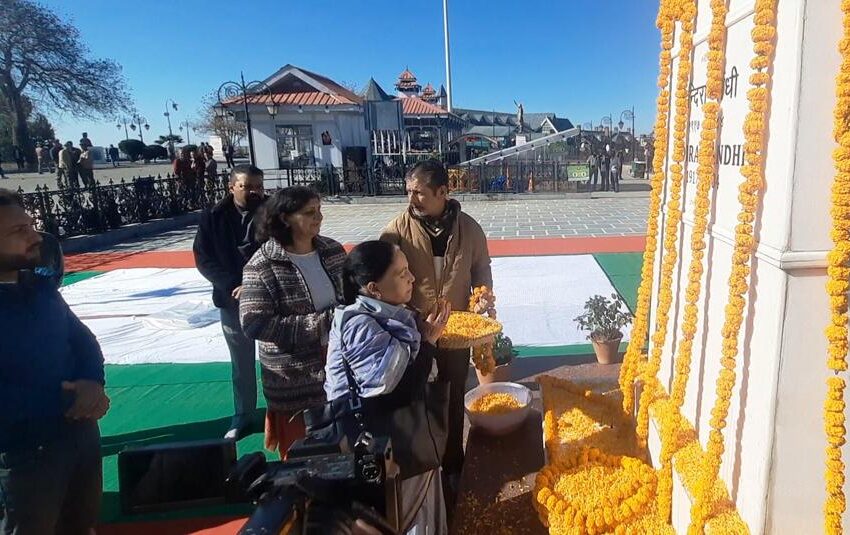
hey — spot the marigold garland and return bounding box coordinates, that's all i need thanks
[468,286,498,374]
[471,344,496,375]
[469,285,496,318]
[534,448,657,534]
[824,1,850,532]
[656,0,729,520]
[635,0,698,450]
[619,0,679,417]
[689,0,778,531]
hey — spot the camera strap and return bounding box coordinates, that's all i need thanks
[341,356,363,412]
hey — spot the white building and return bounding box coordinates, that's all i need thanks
[221,65,473,181]
[225,64,370,173]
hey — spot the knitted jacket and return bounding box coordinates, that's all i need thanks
[239,236,346,412]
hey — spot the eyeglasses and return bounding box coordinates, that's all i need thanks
[234,183,264,192]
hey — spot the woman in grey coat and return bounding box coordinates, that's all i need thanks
[240,186,346,456]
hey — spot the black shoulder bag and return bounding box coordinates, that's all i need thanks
[304,354,449,480]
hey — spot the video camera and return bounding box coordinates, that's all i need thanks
[118,429,402,535]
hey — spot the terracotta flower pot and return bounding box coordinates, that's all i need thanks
[476,362,512,385]
[591,337,623,365]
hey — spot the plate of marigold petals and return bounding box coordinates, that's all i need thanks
[439,311,502,349]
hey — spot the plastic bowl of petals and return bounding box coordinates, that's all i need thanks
[464,382,532,436]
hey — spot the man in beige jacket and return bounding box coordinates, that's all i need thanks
[57,142,74,188]
[380,159,492,496]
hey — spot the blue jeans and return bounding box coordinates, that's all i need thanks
[220,306,258,428]
[0,420,101,535]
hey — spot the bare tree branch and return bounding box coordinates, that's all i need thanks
[195,90,246,148]
[0,0,133,164]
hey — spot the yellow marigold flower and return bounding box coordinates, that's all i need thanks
[469,392,522,414]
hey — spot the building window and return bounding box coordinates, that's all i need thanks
[276,125,315,168]
[407,127,439,153]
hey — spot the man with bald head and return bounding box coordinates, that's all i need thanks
[194,165,266,439]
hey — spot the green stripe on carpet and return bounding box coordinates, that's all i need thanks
[515,341,627,358]
[62,271,103,286]
[592,252,643,313]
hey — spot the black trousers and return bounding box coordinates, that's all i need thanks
[434,348,469,476]
[588,166,599,190]
[0,420,102,534]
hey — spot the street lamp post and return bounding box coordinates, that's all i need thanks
[619,107,635,160]
[129,114,150,143]
[179,120,194,146]
[214,72,278,166]
[164,99,178,160]
[600,115,612,151]
[116,118,130,140]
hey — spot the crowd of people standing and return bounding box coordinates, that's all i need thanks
[586,148,625,193]
[1,134,234,193]
[2,158,490,534]
[193,159,490,533]
[173,143,219,204]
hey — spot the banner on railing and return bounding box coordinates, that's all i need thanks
[565,164,590,181]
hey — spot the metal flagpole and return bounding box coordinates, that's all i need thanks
[443,0,453,112]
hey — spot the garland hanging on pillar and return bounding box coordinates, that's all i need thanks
[824,1,850,532]
[619,0,679,417]
[689,0,779,531]
[635,0,698,448]
[657,0,730,519]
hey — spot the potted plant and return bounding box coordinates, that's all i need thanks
[574,293,633,365]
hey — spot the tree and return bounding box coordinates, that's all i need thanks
[0,0,132,167]
[195,91,246,148]
[156,134,184,145]
[0,103,54,154]
[339,80,361,95]
[143,144,168,162]
[118,139,145,162]
[28,113,54,143]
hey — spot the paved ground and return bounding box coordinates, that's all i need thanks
[89,196,650,254]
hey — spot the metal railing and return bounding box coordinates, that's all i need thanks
[17,164,413,239]
[19,173,231,239]
[17,161,600,240]
[260,164,407,196]
[448,162,593,194]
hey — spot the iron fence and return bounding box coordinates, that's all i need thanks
[260,164,407,196]
[19,173,231,240]
[16,164,414,240]
[448,162,593,194]
[17,161,597,241]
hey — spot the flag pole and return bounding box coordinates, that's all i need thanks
[443,0,453,112]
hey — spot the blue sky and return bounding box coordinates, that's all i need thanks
[39,0,660,147]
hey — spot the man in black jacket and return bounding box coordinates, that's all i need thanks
[193,165,266,439]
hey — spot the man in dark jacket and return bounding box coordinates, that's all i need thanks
[0,188,108,534]
[193,165,266,439]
